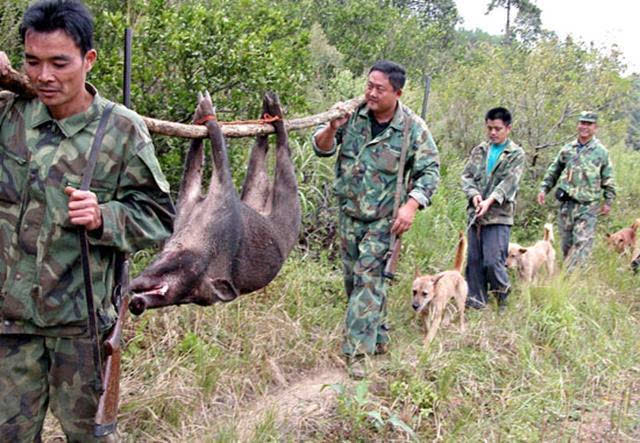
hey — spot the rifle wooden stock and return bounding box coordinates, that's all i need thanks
[94,294,128,436]
[383,237,403,279]
[94,259,130,437]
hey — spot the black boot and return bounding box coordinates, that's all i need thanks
[496,288,510,314]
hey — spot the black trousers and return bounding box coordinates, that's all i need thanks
[465,223,511,306]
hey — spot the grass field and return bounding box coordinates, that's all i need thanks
[43,145,639,442]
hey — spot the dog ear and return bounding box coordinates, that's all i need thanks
[432,274,444,286]
[605,233,611,238]
[519,247,528,254]
[414,265,421,279]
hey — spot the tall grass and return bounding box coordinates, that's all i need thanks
[41,145,639,442]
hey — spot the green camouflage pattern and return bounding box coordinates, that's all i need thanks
[339,212,390,356]
[557,200,598,270]
[0,333,114,442]
[539,137,616,205]
[0,85,174,336]
[461,140,525,225]
[312,101,440,221]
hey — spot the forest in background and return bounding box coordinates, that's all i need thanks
[1,1,638,440]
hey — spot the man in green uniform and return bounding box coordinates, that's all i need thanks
[0,1,174,441]
[313,60,440,373]
[461,107,525,312]
[537,111,615,270]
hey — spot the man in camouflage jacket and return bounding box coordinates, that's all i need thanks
[313,60,439,367]
[537,111,615,270]
[0,1,174,441]
[461,107,525,311]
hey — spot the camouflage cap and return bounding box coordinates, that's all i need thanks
[578,111,598,123]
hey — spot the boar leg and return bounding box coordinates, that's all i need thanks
[265,92,301,249]
[174,138,205,231]
[240,134,272,216]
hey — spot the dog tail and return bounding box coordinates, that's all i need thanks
[543,223,554,243]
[454,231,467,272]
[632,218,640,231]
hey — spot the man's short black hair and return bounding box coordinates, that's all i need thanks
[20,0,94,55]
[369,60,406,91]
[485,107,512,126]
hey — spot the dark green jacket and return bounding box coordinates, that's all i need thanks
[0,86,174,336]
[461,140,525,226]
[312,101,440,221]
[540,137,616,205]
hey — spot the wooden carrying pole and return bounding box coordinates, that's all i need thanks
[0,67,363,139]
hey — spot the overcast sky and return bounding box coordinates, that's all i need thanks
[455,0,638,74]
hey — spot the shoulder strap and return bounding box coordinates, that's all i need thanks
[81,103,115,190]
[391,111,412,221]
[79,102,115,393]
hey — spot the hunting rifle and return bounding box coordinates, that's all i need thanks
[383,74,431,279]
[93,28,133,438]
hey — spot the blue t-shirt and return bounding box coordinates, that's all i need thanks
[487,141,508,174]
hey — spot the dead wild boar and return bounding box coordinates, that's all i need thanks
[129,91,301,315]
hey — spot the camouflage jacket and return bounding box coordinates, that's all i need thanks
[461,140,525,226]
[0,86,174,337]
[312,101,440,221]
[539,137,616,205]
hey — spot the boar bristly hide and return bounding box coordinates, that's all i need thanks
[129,91,300,315]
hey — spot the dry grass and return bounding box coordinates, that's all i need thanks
[42,145,640,442]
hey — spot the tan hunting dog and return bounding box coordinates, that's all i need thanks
[506,223,555,283]
[606,218,640,255]
[412,232,468,347]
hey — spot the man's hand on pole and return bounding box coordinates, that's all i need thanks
[65,186,103,231]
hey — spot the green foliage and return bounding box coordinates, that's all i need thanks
[0,0,29,62]
[307,0,460,77]
[428,37,631,237]
[486,0,545,44]
[328,380,416,438]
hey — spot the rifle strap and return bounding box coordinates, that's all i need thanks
[79,102,115,394]
[388,111,412,247]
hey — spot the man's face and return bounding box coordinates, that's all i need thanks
[485,118,511,145]
[365,70,401,117]
[577,120,597,142]
[24,29,96,119]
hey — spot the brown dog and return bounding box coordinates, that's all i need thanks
[606,218,640,254]
[412,232,468,347]
[506,223,555,283]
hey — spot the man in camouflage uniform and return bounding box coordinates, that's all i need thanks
[0,1,174,441]
[537,111,615,270]
[313,60,440,371]
[461,107,525,312]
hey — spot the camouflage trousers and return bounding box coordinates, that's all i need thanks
[339,212,391,357]
[0,333,113,442]
[558,200,599,271]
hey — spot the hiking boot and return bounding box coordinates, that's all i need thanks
[496,288,510,314]
[347,357,367,380]
[465,296,486,310]
[374,343,388,355]
[632,255,640,274]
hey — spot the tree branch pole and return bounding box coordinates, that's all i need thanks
[0,67,363,139]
